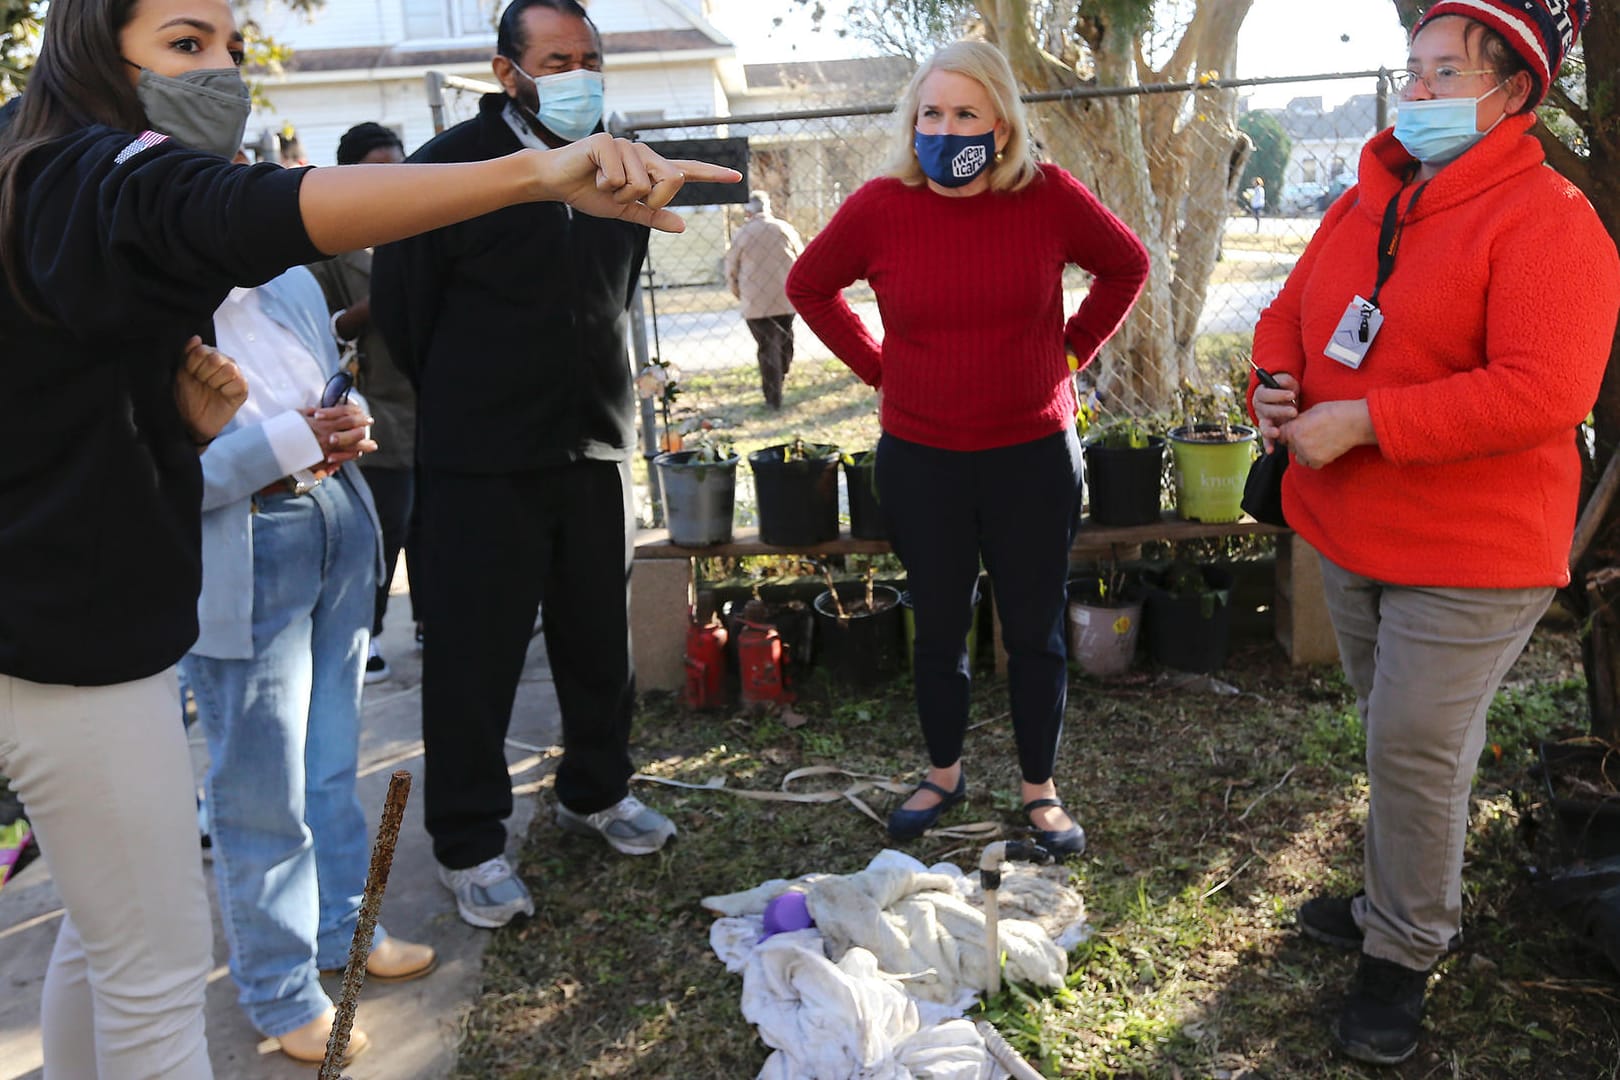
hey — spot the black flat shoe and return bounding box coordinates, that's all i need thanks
[887,772,967,841]
[1024,797,1086,857]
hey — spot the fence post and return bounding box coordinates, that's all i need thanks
[1375,68,1390,134]
[631,279,663,526]
[425,71,446,136]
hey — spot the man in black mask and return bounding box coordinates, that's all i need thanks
[372,0,672,932]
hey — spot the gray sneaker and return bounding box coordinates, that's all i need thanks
[556,794,676,856]
[436,855,535,929]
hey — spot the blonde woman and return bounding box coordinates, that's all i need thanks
[787,40,1149,853]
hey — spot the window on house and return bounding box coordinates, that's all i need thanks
[403,0,494,39]
[1301,159,1318,183]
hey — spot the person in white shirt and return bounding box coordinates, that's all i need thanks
[180,266,436,1066]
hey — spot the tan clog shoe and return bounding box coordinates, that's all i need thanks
[275,1007,369,1066]
[321,935,438,984]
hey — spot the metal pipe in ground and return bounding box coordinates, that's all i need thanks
[319,770,412,1080]
[977,840,1052,1080]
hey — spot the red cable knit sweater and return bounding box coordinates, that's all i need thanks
[1252,114,1620,589]
[786,163,1149,451]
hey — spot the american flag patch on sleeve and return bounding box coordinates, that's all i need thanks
[114,130,170,165]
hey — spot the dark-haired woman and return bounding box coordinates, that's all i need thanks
[1250,0,1618,1064]
[0,1,736,1074]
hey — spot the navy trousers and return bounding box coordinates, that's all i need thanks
[875,428,1082,782]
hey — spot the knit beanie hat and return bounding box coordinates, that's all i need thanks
[1414,0,1588,107]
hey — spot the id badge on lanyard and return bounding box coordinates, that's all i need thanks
[1324,182,1425,370]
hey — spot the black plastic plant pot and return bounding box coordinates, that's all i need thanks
[843,450,885,540]
[812,583,903,689]
[1141,565,1234,673]
[1083,436,1165,526]
[750,443,841,546]
[1537,741,1620,861]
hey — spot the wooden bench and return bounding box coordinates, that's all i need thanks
[630,514,1338,691]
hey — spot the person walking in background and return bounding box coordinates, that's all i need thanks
[1250,1,1618,1064]
[724,189,803,409]
[787,40,1148,858]
[0,0,735,1071]
[183,264,437,1064]
[309,121,420,685]
[372,0,684,933]
[1246,176,1265,229]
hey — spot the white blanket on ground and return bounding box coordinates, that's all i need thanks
[703,850,1088,1080]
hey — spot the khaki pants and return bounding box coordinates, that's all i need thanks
[0,670,213,1079]
[1318,559,1551,972]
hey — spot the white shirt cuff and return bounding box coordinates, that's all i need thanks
[262,410,325,474]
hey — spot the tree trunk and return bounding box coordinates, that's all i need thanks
[979,0,1249,414]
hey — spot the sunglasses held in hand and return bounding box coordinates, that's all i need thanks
[321,371,354,409]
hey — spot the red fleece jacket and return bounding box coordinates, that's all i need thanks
[1252,114,1620,588]
[786,164,1149,451]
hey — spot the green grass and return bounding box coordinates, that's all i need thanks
[451,625,1620,1078]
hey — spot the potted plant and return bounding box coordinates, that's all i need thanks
[1082,418,1165,526]
[813,564,903,689]
[655,428,738,547]
[1167,382,1257,524]
[749,437,841,546]
[1066,562,1143,677]
[1535,737,1620,862]
[842,450,885,540]
[1142,558,1234,673]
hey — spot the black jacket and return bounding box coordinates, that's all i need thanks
[0,127,321,685]
[371,94,648,472]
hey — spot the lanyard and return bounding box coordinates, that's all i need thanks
[1367,181,1428,314]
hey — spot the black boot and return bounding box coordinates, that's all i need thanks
[1335,953,1428,1066]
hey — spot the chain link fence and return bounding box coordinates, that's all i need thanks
[425,69,1391,518]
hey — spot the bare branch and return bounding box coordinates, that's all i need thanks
[1537,121,1595,194]
[1546,83,1592,133]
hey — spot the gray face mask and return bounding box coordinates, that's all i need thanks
[127,64,251,160]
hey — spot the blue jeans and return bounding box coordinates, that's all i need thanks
[875,428,1083,782]
[181,475,382,1038]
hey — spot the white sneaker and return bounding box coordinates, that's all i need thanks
[436,855,535,929]
[364,641,390,685]
[556,794,676,856]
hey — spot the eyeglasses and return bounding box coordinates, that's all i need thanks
[1390,67,1498,97]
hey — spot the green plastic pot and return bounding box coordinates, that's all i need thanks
[1168,424,1257,523]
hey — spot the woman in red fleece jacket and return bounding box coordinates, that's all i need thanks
[1251,1,1619,1065]
[787,40,1148,854]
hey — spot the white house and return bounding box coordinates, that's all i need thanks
[1249,93,1381,213]
[241,0,745,164]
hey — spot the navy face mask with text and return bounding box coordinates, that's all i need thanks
[913,129,996,188]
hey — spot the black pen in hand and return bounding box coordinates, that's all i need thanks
[1247,355,1282,390]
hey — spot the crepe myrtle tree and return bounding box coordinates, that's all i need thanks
[1387,0,1620,742]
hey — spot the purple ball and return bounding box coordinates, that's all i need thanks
[759,891,814,940]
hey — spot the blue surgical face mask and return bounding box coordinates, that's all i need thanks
[1393,83,1503,165]
[515,66,604,144]
[913,129,996,188]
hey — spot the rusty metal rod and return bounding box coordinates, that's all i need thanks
[319,770,412,1080]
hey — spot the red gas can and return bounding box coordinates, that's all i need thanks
[737,619,794,706]
[683,615,728,709]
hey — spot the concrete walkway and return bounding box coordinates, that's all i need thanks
[0,605,560,1080]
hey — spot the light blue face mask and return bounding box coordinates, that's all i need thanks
[516,66,604,144]
[1393,83,1503,165]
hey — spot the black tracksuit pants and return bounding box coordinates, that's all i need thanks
[417,460,636,869]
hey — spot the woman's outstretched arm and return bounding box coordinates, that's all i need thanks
[299,134,740,254]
